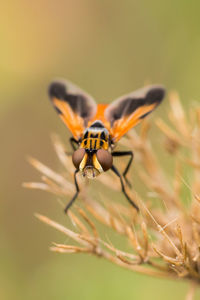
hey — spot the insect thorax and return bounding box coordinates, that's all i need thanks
[80,121,110,150]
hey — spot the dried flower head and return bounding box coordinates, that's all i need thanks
[24,91,200,298]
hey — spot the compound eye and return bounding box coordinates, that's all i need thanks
[96,149,113,171]
[72,148,85,169]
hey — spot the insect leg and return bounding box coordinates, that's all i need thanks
[111,165,139,212]
[112,151,133,187]
[70,137,79,151]
[64,169,80,213]
[66,137,79,156]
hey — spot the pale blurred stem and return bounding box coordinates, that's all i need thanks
[185,282,197,300]
[36,213,177,280]
[146,260,169,272]
[95,247,176,280]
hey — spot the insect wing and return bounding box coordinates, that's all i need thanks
[104,85,165,141]
[48,79,97,140]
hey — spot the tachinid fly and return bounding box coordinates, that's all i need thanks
[48,79,165,213]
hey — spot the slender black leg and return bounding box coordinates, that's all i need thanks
[64,169,80,213]
[66,137,79,156]
[111,165,139,212]
[112,151,134,187]
[70,137,79,151]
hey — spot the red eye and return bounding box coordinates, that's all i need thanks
[72,148,85,169]
[96,149,113,171]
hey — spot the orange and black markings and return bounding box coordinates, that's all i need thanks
[80,121,110,151]
[48,79,165,213]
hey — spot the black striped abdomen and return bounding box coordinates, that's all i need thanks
[80,126,109,150]
[82,137,107,150]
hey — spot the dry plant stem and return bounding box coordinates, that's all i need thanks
[35,214,90,247]
[35,213,176,280]
[26,93,200,294]
[185,282,197,300]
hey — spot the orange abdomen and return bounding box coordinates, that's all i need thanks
[89,104,110,130]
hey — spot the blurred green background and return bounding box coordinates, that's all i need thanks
[1,0,200,299]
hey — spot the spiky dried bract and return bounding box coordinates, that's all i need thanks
[25,92,200,296]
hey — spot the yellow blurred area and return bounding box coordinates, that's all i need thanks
[1,0,200,299]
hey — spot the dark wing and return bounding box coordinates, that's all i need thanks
[104,85,165,141]
[48,79,97,140]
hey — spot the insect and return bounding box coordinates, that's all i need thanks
[48,79,165,213]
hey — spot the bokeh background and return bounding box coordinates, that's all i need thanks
[1,0,200,299]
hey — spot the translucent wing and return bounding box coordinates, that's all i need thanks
[104,85,165,142]
[48,79,97,140]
